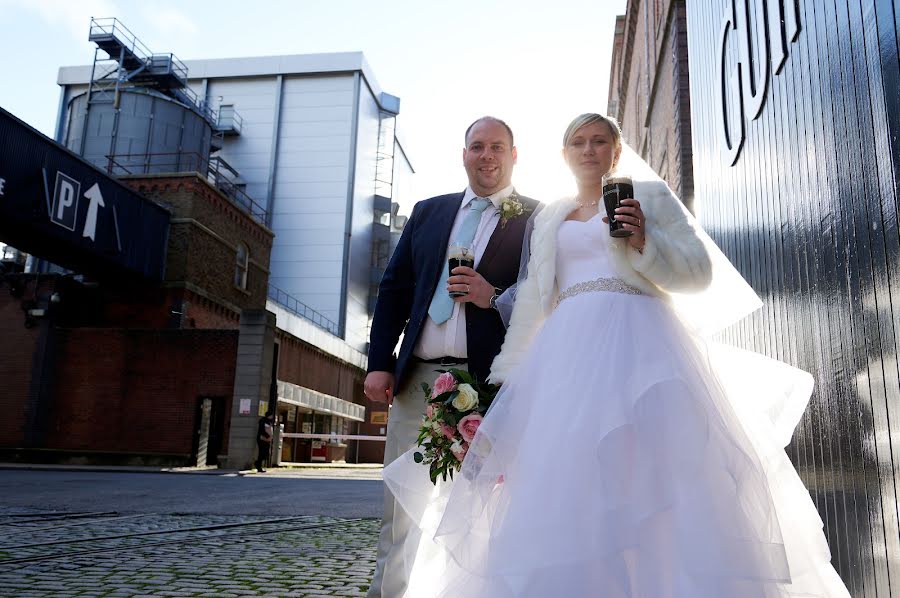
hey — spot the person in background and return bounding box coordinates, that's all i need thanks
[255,412,274,473]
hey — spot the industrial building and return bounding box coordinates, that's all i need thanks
[0,18,412,468]
[54,18,414,352]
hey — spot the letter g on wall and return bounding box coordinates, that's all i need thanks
[718,0,802,166]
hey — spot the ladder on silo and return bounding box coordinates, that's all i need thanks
[374,111,396,199]
[367,111,398,342]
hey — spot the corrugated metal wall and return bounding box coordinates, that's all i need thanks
[687,0,900,594]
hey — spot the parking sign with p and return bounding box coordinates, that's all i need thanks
[51,172,80,231]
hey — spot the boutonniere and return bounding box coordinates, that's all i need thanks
[498,192,532,228]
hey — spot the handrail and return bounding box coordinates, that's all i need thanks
[267,284,341,336]
[105,152,268,225]
[281,434,386,442]
[217,105,243,134]
[89,18,152,62]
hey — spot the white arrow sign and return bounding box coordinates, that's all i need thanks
[82,183,105,242]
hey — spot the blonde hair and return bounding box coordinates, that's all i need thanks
[562,113,623,148]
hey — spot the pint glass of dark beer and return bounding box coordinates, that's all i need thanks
[447,245,474,297]
[602,175,634,238]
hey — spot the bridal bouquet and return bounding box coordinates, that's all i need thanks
[414,369,499,484]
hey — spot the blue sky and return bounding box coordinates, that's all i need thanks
[0,0,626,213]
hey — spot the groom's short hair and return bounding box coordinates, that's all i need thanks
[465,116,514,147]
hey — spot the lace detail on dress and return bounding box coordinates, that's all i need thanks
[555,276,644,307]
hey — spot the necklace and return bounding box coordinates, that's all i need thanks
[575,198,600,208]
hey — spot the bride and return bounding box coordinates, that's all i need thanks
[383,113,851,597]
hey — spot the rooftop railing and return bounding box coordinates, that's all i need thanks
[105,152,268,225]
[89,18,153,63]
[267,284,341,336]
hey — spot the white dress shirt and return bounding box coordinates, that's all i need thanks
[413,184,514,360]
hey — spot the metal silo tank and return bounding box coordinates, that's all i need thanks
[64,87,213,177]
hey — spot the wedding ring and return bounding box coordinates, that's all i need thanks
[465,284,470,293]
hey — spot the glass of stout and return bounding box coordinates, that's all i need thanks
[447,245,474,297]
[602,174,635,238]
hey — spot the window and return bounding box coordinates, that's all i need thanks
[235,243,249,289]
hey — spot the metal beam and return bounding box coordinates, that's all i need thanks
[265,75,285,228]
[339,71,362,340]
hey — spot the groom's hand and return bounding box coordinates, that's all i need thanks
[364,371,395,405]
[447,267,493,309]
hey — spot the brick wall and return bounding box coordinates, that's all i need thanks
[609,0,694,206]
[0,174,271,463]
[123,175,273,312]
[275,329,384,463]
[276,332,364,401]
[44,328,238,457]
[0,281,42,447]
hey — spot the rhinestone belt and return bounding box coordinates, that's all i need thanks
[556,277,644,307]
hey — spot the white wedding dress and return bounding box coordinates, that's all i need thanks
[384,215,850,597]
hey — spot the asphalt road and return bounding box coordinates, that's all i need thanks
[0,469,384,518]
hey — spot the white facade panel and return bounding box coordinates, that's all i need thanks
[275,136,351,154]
[273,165,348,184]
[265,229,344,246]
[266,74,356,328]
[205,77,278,216]
[270,212,346,230]
[266,259,343,278]
[344,82,382,351]
[271,182,347,202]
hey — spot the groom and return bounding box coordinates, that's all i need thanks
[365,116,540,597]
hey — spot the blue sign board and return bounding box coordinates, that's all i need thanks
[0,106,169,280]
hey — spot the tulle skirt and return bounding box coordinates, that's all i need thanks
[384,290,850,597]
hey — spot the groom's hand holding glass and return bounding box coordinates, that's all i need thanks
[447,267,496,309]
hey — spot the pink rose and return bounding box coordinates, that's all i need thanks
[440,423,457,441]
[450,440,468,461]
[456,413,483,443]
[425,404,434,419]
[431,372,457,398]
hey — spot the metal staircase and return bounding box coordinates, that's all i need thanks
[84,18,216,125]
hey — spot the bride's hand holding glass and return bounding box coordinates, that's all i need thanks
[562,116,645,252]
[608,198,646,252]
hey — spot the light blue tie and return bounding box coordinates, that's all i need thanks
[428,197,492,324]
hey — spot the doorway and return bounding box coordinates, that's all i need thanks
[195,396,227,466]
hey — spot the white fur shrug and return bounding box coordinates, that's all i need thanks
[488,179,713,384]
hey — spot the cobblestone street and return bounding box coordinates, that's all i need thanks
[0,508,378,598]
[0,469,382,597]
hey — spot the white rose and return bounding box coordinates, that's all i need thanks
[432,420,443,433]
[452,383,479,411]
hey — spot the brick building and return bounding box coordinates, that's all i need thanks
[607,0,694,210]
[0,145,261,466]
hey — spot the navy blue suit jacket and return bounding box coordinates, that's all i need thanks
[367,191,539,393]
